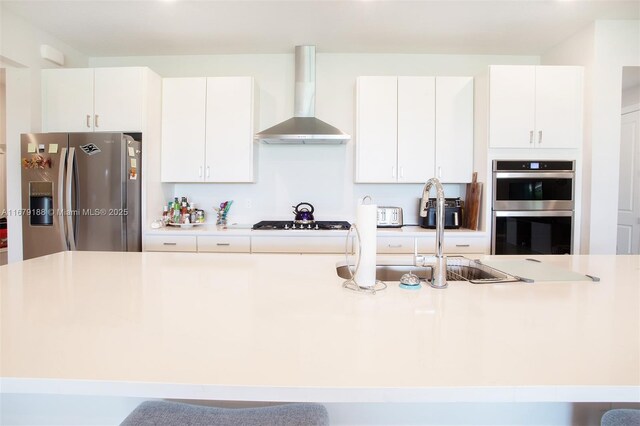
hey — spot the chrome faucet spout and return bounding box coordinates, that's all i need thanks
[416,177,448,289]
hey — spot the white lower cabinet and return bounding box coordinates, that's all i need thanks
[144,233,486,255]
[377,235,488,255]
[145,235,197,252]
[198,236,250,253]
[252,236,353,254]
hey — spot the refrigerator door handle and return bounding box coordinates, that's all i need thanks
[66,147,77,251]
[58,147,68,250]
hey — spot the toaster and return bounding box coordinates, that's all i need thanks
[377,206,403,228]
[419,198,463,229]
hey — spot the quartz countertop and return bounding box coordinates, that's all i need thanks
[1,252,638,403]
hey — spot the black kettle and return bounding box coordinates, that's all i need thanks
[292,202,315,223]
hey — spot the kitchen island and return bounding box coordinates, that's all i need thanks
[1,252,639,424]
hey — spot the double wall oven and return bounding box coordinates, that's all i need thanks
[492,160,575,255]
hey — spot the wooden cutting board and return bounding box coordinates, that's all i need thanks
[464,172,482,230]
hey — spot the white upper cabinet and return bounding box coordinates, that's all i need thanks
[356,75,473,184]
[435,76,474,182]
[42,67,147,132]
[161,76,256,183]
[489,65,583,149]
[161,78,207,182]
[93,68,144,131]
[42,69,94,132]
[205,77,256,183]
[397,76,436,183]
[355,76,398,183]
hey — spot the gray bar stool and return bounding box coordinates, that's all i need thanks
[600,409,640,426]
[120,400,330,425]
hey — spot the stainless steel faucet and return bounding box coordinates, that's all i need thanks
[416,177,448,289]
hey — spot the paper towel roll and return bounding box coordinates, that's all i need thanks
[354,201,377,288]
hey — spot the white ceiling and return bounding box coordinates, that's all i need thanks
[2,0,639,57]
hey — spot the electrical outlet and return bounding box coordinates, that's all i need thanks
[245,199,252,209]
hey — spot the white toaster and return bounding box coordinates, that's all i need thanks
[377,206,403,228]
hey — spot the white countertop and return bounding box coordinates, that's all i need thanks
[1,252,638,403]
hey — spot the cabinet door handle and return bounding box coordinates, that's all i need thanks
[391,166,396,178]
[216,243,231,246]
[438,166,442,178]
[529,130,534,144]
[538,130,543,144]
[399,166,404,179]
[198,166,203,177]
[94,114,99,128]
[455,244,470,247]
[388,244,403,248]
[163,242,177,246]
[206,166,210,178]
[86,114,91,128]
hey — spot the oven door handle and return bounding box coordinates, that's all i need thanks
[494,210,574,217]
[494,172,575,179]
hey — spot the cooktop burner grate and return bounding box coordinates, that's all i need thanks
[252,220,351,230]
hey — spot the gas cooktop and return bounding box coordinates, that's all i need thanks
[252,221,351,230]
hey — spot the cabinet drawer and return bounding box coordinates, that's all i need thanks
[252,236,353,254]
[377,237,415,254]
[443,238,488,254]
[198,236,250,253]
[145,235,197,252]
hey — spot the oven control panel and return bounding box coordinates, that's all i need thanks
[493,160,575,171]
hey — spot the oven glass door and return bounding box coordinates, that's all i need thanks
[493,172,574,210]
[492,211,573,255]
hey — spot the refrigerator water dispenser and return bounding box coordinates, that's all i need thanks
[29,181,53,226]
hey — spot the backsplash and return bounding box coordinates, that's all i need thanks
[167,143,464,225]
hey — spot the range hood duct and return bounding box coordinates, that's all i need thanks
[256,46,350,144]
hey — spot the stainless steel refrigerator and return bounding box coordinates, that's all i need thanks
[21,133,141,260]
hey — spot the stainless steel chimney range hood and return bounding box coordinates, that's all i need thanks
[255,46,350,144]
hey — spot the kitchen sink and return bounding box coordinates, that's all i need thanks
[336,256,523,284]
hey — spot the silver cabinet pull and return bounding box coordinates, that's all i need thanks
[399,167,404,179]
[455,244,470,247]
[94,114,99,128]
[206,166,210,178]
[163,242,177,246]
[538,130,543,144]
[438,166,442,178]
[391,166,396,178]
[86,114,91,128]
[529,130,534,144]
[198,166,203,177]
[216,243,231,246]
[388,244,403,248]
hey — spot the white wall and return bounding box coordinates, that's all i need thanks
[541,23,595,254]
[589,21,640,253]
[90,53,538,226]
[622,84,640,109]
[0,5,89,262]
[0,6,89,128]
[0,69,6,215]
[542,20,640,254]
